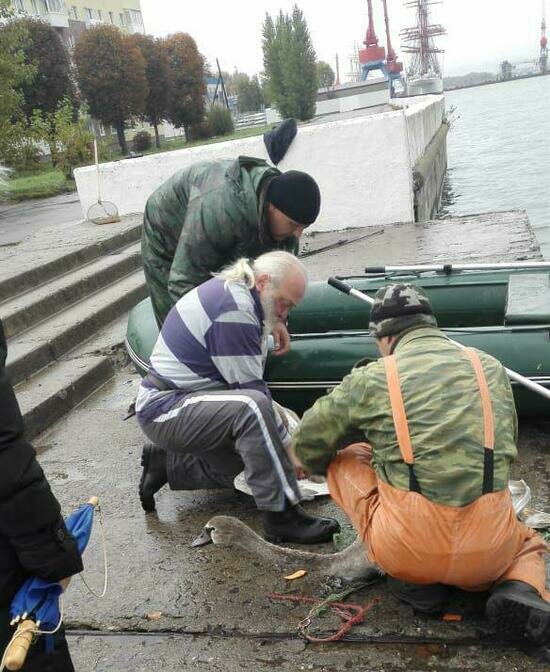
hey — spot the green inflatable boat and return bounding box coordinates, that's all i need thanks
[125,265,550,418]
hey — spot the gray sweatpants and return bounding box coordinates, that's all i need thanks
[139,389,301,511]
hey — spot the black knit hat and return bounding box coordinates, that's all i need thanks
[266,171,321,226]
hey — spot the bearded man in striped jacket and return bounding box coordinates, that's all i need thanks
[136,251,339,544]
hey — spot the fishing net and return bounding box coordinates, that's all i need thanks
[86,138,120,225]
[86,199,120,225]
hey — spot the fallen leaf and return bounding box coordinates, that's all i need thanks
[442,613,462,622]
[147,611,163,621]
[284,569,307,581]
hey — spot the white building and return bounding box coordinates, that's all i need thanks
[10,0,144,47]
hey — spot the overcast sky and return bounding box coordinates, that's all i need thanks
[140,1,545,79]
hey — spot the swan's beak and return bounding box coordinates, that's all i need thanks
[191,526,214,548]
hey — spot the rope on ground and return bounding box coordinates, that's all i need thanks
[78,504,108,598]
[267,579,380,643]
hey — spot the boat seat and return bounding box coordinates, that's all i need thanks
[505,273,550,325]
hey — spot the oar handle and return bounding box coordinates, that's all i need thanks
[328,277,352,294]
[328,277,375,305]
[5,619,37,671]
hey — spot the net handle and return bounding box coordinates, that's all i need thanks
[94,139,101,203]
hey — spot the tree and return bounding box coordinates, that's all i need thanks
[164,33,206,138]
[262,12,287,115]
[130,34,172,149]
[283,6,318,120]
[13,18,75,164]
[30,98,93,179]
[220,70,236,96]
[262,6,318,120]
[316,61,335,89]
[74,25,148,154]
[234,73,263,113]
[0,0,34,166]
[260,73,273,108]
[17,19,75,120]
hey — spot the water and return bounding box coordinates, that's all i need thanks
[443,75,550,260]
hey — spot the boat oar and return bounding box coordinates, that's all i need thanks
[364,262,550,274]
[327,277,550,403]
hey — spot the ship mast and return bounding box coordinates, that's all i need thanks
[541,0,548,74]
[400,0,446,79]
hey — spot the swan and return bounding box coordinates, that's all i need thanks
[193,515,382,581]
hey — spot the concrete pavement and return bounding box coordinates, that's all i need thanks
[2,205,548,669]
[0,192,81,247]
[36,367,550,671]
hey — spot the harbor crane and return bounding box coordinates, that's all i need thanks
[358,0,404,96]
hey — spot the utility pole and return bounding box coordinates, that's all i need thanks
[335,53,340,86]
[211,58,230,110]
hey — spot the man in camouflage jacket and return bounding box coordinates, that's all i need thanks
[142,156,321,337]
[291,284,550,646]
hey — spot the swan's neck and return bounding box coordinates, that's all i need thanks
[235,524,377,580]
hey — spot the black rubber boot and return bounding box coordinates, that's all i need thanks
[386,576,451,614]
[139,443,168,512]
[262,504,340,544]
[486,580,550,646]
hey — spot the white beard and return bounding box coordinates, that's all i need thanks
[260,286,278,341]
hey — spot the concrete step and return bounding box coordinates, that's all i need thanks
[15,354,114,441]
[6,269,147,386]
[0,241,141,339]
[0,221,141,304]
[15,313,131,441]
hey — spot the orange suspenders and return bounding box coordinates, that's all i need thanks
[383,348,495,495]
[383,354,421,493]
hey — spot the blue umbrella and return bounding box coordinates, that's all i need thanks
[3,498,100,670]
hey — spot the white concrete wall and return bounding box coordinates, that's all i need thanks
[393,95,445,166]
[160,121,185,139]
[314,98,341,116]
[75,95,444,232]
[265,107,282,124]
[337,88,389,113]
[267,87,390,122]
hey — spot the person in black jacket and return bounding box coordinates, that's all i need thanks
[0,319,83,670]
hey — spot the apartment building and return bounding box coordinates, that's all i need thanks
[11,0,145,47]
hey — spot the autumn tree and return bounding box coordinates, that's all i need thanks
[262,6,317,120]
[164,33,206,138]
[74,25,147,154]
[130,34,172,148]
[17,19,75,120]
[316,61,335,88]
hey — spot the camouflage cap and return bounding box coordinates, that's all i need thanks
[369,283,437,338]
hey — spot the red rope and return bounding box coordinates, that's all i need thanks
[267,592,379,642]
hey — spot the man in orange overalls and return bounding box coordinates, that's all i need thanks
[291,283,550,645]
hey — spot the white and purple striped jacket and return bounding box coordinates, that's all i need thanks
[136,278,289,442]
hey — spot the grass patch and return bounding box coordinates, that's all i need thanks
[118,125,271,159]
[2,125,270,202]
[6,169,75,202]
